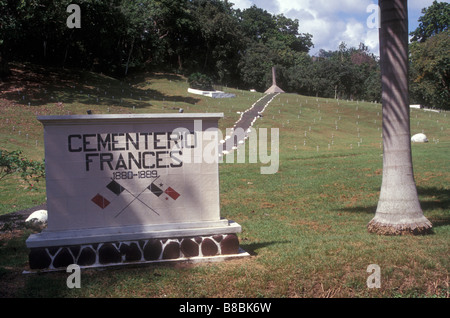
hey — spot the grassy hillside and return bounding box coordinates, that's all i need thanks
[0,63,449,298]
[0,63,263,214]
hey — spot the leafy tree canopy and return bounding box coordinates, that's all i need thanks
[410,30,450,109]
[0,0,379,100]
[410,0,449,42]
[409,1,449,109]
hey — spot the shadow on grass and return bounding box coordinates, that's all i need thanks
[0,63,200,108]
[337,186,450,228]
[240,240,289,256]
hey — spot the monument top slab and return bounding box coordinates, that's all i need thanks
[38,113,224,125]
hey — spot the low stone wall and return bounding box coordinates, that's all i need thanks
[187,88,236,98]
[28,233,241,271]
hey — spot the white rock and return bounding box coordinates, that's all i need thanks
[411,133,428,143]
[26,210,48,223]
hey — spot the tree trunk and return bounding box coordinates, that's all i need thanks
[0,51,11,79]
[178,54,183,71]
[367,0,432,235]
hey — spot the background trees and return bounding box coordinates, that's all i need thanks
[410,0,449,42]
[0,0,447,106]
[235,5,313,91]
[410,30,449,110]
[0,0,375,98]
[282,44,380,101]
[409,1,450,110]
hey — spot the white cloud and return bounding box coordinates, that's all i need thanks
[409,0,436,11]
[231,0,254,11]
[231,0,439,56]
[343,20,365,45]
[277,0,372,15]
[274,0,379,55]
[363,28,380,55]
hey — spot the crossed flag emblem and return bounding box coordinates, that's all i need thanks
[91,177,180,218]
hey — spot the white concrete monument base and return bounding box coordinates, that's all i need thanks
[26,114,248,271]
[26,221,247,272]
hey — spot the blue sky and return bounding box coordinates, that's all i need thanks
[231,0,448,56]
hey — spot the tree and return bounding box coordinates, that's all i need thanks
[410,0,449,43]
[237,7,313,91]
[0,0,15,78]
[292,42,379,100]
[410,30,450,109]
[238,42,274,90]
[146,0,199,72]
[237,5,276,44]
[0,150,45,185]
[271,14,313,54]
[409,1,449,109]
[192,0,244,84]
[367,0,432,235]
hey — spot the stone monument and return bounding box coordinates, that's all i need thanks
[26,114,247,271]
[264,67,285,94]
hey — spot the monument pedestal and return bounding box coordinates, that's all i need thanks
[264,67,284,94]
[26,220,246,271]
[26,114,248,272]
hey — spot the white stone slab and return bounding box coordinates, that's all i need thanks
[187,88,235,98]
[26,219,241,248]
[411,133,428,143]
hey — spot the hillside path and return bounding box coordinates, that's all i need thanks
[222,93,279,153]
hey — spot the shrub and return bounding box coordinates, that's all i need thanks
[188,72,214,91]
[0,150,45,185]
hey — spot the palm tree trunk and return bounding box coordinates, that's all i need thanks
[367,0,432,235]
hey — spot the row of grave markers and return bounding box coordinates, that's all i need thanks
[2,94,448,154]
[253,96,448,153]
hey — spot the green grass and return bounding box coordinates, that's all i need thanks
[0,63,448,298]
[0,63,261,214]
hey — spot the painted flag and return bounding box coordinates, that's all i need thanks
[91,180,126,209]
[106,180,125,196]
[92,179,161,218]
[148,179,180,201]
[91,193,111,209]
